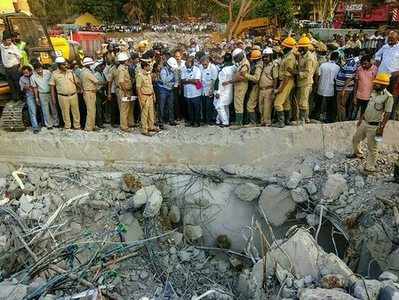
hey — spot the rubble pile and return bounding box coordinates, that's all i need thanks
[0,147,398,299]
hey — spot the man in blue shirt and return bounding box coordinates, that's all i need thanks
[158,57,178,127]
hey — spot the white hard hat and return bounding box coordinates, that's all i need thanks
[55,56,66,64]
[167,57,178,69]
[82,57,95,66]
[263,47,273,55]
[117,52,130,62]
[232,48,243,57]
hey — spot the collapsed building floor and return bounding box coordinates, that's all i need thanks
[0,122,398,300]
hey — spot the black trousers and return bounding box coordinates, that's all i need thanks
[311,94,336,123]
[5,65,21,101]
[96,91,104,127]
[186,96,201,125]
[201,95,216,124]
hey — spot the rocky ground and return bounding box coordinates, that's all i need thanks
[0,143,398,299]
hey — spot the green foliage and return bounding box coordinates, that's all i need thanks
[254,0,294,27]
[73,0,126,23]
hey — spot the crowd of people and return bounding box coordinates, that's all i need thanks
[1,28,399,172]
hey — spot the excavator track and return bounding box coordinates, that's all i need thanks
[0,101,26,132]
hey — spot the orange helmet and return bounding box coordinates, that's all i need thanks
[249,49,262,61]
[281,36,297,48]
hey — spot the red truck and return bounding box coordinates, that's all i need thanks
[333,1,399,29]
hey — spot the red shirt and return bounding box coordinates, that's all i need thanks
[356,65,377,101]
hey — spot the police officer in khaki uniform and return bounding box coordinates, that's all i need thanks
[244,49,263,125]
[49,56,81,130]
[232,48,250,126]
[136,60,159,136]
[116,52,133,133]
[258,47,278,126]
[80,57,99,131]
[296,35,318,125]
[347,73,393,173]
[273,36,297,128]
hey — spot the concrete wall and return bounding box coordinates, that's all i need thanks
[0,121,398,171]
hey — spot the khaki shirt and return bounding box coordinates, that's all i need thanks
[298,51,318,87]
[136,70,154,96]
[279,50,297,81]
[117,64,132,96]
[364,89,394,123]
[49,69,78,95]
[80,68,98,92]
[259,62,278,89]
[235,59,250,89]
[244,60,263,83]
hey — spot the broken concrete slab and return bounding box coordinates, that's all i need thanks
[353,279,383,300]
[299,288,356,300]
[0,281,28,300]
[132,185,163,217]
[259,184,296,226]
[291,187,309,204]
[168,205,181,223]
[184,225,203,241]
[286,172,302,189]
[323,173,348,201]
[234,182,261,202]
[119,213,144,243]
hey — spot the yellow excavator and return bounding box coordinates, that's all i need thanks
[0,0,83,130]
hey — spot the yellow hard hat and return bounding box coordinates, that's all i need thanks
[298,34,311,48]
[281,36,297,48]
[373,73,391,86]
[138,40,148,49]
[249,49,262,61]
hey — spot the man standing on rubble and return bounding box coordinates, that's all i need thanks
[245,49,263,125]
[273,36,297,128]
[232,48,250,127]
[297,34,318,125]
[116,52,133,133]
[347,73,393,174]
[49,56,81,130]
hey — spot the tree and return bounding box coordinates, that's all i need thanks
[210,0,260,40]
[255,0,294,27]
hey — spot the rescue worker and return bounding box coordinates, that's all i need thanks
[116,52,133,133]
[49,56,81,130]
[232,48,250,126]
[136,60,159,136]
[258,47,278,126]
[273,36,297,128]
[347,73,393,173]
[80,57,99,131]
[245,49,263,125]
[297,34,318,125]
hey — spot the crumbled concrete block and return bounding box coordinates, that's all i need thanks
[0,280,28,300]
[379,271,398,282]
[286,172,302,189]
[354,175,365,189]
[299,288,356,300]
[133,186,163,217]
[184,225,203,241]
[320,274,346,289]
[304,182,317,195]
[291,187,309,204]
[259,184,296,226]
[353,279,383,300]
[119,213,144,243]
[234,182,261,202]
[323,174,348,201]
[168,205,181,223]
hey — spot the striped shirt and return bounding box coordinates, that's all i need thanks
[336,58,358,92]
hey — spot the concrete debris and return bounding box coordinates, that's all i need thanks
[320,274,346,289]
[0,280,28,300]
[168,205,181,223]
[304,182,317,195]
[322,173,348,201]
[119,213,144,243]
[299,288,356,300]
[306,214,319,227]
[325,151,335,159]
[378,286,399,300]
[291,187,309,204]
[379,272,399,282]
[258,184,296,226]
[234,182,261,202]
[354,175,365,189]
[122,173,143,193]
[237,259,265,300]
[352,279,383,300]
[286,171,302,189]
[184,225,203,241]
[132,185,163,217]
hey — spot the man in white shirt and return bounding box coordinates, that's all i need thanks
[181,57,202,127]
[200,56,218,124]
[0,31,22,100]
[311,51,340,123]
[375,31,399,74]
